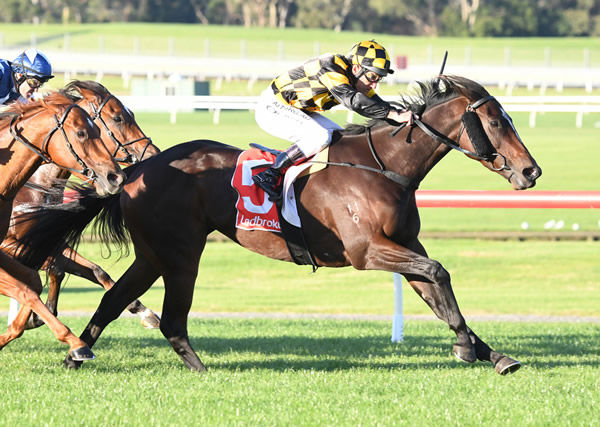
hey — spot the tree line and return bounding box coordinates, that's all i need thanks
[2,0,600,37]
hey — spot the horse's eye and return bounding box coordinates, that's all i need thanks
[490,120,499,128]
[77,130,87,139]
[113,115,123,123]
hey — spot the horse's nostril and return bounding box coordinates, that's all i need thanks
[107,172,124,188]
[523,166,541,181]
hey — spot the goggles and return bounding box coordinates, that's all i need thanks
[363,70,383,84]
[25,77,48,89]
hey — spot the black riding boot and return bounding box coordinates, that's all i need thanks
[252,145,305,201]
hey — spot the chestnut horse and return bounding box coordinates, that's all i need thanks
[0,92,126,361]
[1,81,161,331]
[16,76,541,373]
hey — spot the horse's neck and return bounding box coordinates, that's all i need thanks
[0,141,43,203]
[0,113,60,203]
[372,100,462,186]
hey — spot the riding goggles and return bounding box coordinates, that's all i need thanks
[363,70,383,84]
[25,77,49,89]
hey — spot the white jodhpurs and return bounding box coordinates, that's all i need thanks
[255,88,342,158]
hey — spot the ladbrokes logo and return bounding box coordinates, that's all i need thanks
[238,213,280,230]
[231,149,281,233]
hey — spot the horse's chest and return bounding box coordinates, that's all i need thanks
[0,202,14,240]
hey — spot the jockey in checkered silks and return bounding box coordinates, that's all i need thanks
[253,40,415,201]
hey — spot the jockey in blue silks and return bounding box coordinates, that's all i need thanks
[0,48,54,105]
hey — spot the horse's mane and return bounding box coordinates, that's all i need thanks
[342,75,490,135]
[0,92,76,131]
[61,80,109,102]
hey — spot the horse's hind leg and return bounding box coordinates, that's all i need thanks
[63,255,160,369]
[160,265,206,372]
[51,248,161,329]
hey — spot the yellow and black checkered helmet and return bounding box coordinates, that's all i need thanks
[348,40,394,76]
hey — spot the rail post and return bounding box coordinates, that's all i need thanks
[391,273,404,342]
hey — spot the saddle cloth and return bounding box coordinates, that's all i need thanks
[231,147,328,232]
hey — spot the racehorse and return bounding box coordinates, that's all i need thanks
[0,92,126,361]
[15,76,541,374]
[1,81,161,333]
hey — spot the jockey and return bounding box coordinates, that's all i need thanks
[0,48,54,105]
[253,39,414,200]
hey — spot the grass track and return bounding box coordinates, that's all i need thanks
[0,317,598,425]
[12,238,598,317]
[0,22,598,424]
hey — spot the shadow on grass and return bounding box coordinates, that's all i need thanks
[3,318,598,373]
[61,331,600,373]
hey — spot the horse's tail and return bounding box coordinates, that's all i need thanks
[15,163,140,270]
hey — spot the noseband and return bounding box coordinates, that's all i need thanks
[398,95,510,172]
[90,94,153,163]
[10,104,99,181]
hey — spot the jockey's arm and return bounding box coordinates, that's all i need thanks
[320,68,413,122]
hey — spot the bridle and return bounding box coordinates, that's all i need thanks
[89,94,153,164]
[394,95,510,172]
[308,94,511,189]
[9,104,98,181]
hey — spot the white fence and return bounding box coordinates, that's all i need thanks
[3,47,600,92]
[119,94,600,128]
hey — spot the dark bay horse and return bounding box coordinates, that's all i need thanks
[16,76,541,374]
[0,92,126,361]
[1,81,161,332]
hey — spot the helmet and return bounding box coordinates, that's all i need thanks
[11,48,54,80]
[347,40,394,76]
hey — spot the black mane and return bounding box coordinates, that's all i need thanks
[342,75,490,135]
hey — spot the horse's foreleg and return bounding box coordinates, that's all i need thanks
[56,247,161,329]
[63,255,160,369]
[361,236,474,362]
[403,238,520,374]
[22,261,63,330]
[0,253,94,361]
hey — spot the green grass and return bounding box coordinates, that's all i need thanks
[0,317,598,425]
[0,22,598,425]
[17,238,598,317]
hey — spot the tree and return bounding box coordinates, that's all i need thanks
[295,0,355,31]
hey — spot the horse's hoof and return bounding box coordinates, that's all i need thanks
[63,355,83,370]
[453,343,477,363]
[140,309,161,329]
[68,345,96,361]
[495,356,521,375]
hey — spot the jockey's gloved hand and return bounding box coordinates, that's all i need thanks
[387,108,417,125]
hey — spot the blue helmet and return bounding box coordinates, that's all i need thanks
[11,48,54,80]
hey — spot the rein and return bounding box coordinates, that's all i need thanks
[90,94,153,163]
[308,127,412,188]
[400,95,510,172]
[9,104,97,180]
[305,94,510,188]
